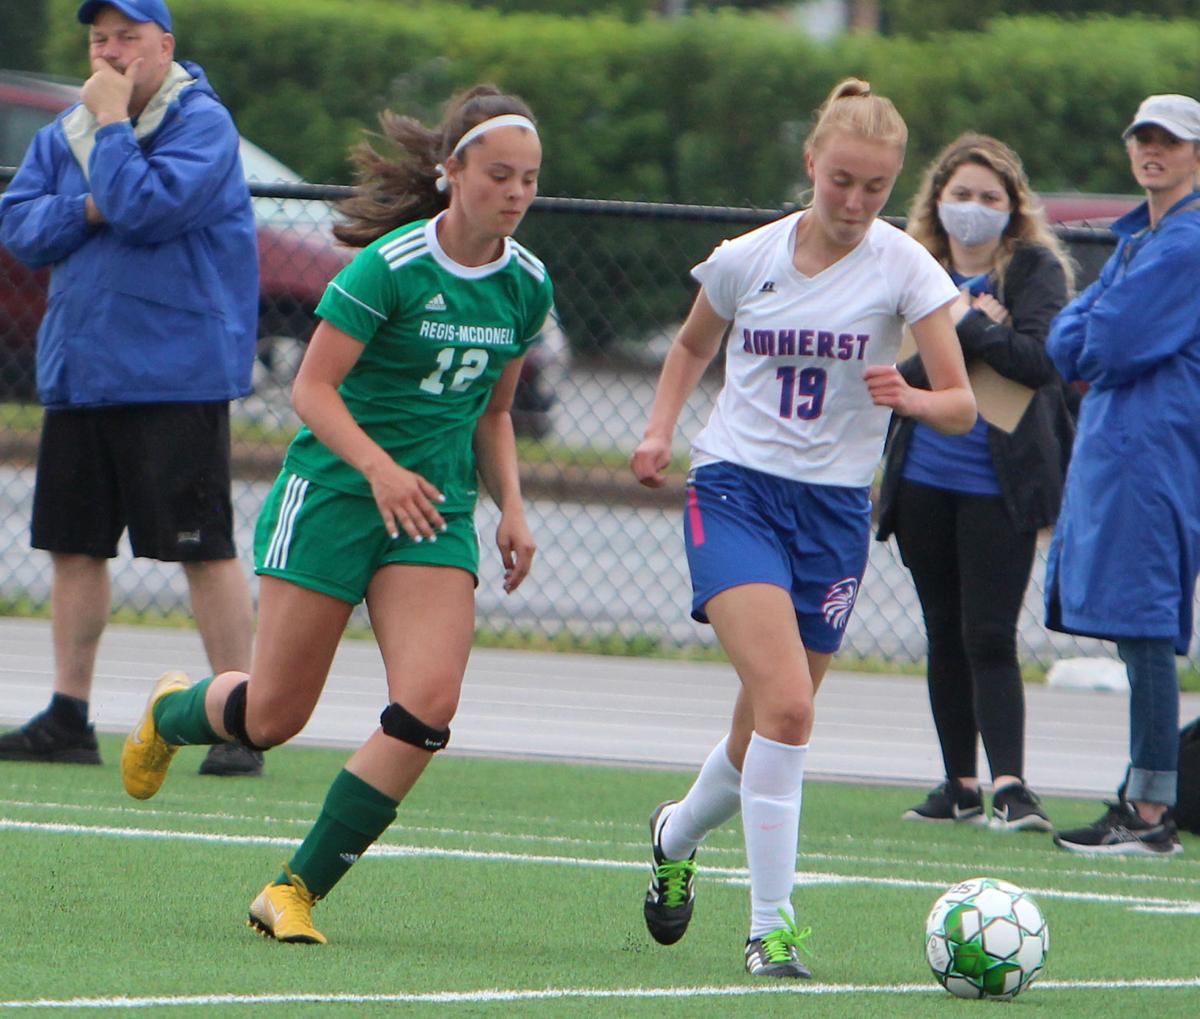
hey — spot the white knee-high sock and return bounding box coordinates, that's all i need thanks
[661,736,743,861]
[741,731,808,938]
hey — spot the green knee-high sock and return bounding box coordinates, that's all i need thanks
[281,769,399,899]
[153,677,219,746]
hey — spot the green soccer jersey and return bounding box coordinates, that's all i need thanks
[284,215,554,512]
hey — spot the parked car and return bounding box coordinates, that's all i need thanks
[1038,191,1140,227]
[0,70,567,437]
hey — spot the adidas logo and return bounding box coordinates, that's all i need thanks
[424,293,447,311]
[339,852,360,865]
[759,280,776,293]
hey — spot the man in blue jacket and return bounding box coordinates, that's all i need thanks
[0,0,263,777]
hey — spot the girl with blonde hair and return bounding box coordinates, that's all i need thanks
[632,79,975,977]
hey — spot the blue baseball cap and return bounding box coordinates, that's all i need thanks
[77,0,173,33]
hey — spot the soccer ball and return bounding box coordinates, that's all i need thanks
[924,876,1049,1000]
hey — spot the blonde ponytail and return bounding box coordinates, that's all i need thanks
[805,77,908,158]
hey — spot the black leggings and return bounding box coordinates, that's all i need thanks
[893,479,1037,782]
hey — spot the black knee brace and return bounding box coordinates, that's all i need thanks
[380,702,450,752]
[223,680,269,753]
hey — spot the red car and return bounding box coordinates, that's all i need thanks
[1038,191,1140,228]
[0,69,351,402]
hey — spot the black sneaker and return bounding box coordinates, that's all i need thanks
[1053,800,1183,857]
[0,710,101,765]
[902,780,985,824]
[199,741,264,777]
[643,800,696,945]
[990,782,1053,833]
[744,909,813,979]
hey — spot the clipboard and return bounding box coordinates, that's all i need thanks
[897,329,1034,435]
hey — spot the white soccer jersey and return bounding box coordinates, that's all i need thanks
[690,211,958,487]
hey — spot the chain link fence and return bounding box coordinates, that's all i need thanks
[2,171,1195,670]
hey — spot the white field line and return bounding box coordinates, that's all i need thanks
[4,797,1197,892]
[3,817,1199,915]
[2,978,1200,1010]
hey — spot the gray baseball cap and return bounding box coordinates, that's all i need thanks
[1123,93,1200,142]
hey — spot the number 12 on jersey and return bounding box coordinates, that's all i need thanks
[776,365,827,420]
[419,347,491,395]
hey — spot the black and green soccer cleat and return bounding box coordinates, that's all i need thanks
[643,800,697,945]
[744,908,813,979]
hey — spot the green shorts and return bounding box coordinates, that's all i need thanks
[254,472,479,604]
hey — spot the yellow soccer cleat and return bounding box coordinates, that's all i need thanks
[121,670,191,800]
[247,871,327,944]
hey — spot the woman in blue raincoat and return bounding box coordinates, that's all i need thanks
[1045,93,1200,857]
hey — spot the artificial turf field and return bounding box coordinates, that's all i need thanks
[0,736,1197,1017]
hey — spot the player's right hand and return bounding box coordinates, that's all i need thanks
[367,464,446,543]
[631,436,671,488]
[82,56,139,125]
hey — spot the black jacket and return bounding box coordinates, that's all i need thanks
[876,243,1076,539]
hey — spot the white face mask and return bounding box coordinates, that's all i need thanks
[937,200,1010,247]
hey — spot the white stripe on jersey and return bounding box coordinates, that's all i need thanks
[381,233,429,271]
[264,474,308,570]
[327,282,386,320]
[378,229,424,261]
[513,242,546,282]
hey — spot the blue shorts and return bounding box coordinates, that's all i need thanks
[684,461,871,654]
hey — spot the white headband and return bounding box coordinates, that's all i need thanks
[434,114,538,193]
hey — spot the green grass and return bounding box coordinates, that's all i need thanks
[0,401,42,432]
[0,740,1197,1017]
[0,402,301,450]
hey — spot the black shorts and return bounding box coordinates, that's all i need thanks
[31,403,237,562]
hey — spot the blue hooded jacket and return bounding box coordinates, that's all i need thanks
[0,60,258,408]
[1044,191,1200,654]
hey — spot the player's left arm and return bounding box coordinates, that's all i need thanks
[865,302,976,435]
[474,356,535,594]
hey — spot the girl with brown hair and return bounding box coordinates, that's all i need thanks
[118,85,554,944]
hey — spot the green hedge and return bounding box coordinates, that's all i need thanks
[843,15,1200,200]
[43,3,1200,206]
[884,0,1200,37]
[1,0,48,71]
[36,2,1200,348]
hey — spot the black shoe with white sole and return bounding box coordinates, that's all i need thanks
[1053,800,1182,856]
[902,780,985,824]
[990,782,1053,833]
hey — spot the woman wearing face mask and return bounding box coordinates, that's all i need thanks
[876,133,1075,833]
